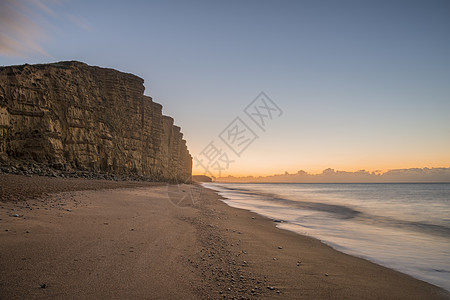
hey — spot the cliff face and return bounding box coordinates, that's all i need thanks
[0,61,192,182]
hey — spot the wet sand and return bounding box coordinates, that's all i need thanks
[0,175,448,299]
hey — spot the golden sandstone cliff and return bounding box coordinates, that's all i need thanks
[0,61,192,182]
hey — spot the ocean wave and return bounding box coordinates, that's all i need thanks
[212,184,450,238]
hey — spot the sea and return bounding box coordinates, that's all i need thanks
[202,182,450,291]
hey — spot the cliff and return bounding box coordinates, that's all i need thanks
[191,175,213,182]
[0,61,192,182]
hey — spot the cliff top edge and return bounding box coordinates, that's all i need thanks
[0,60,144,83]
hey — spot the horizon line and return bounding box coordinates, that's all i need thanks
[193,166,450,178]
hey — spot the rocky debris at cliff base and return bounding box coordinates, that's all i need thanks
[0,161,189,183]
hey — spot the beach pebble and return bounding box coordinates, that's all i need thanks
[325,273,329,276]
[12,214,19,217]
[267,286,275,290]
[251,217,255,219]
[278,246,283,249]
[66,209,72,212]
[273,219,282,223]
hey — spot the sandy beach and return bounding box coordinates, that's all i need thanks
[0,174,448,299]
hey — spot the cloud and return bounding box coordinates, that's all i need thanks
[31,0,58,17]
[0,0,52,57]
[217,167,450,183]
[66,14,92,31]
[0,0,92,58]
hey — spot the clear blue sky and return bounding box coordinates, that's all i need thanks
[1,0,449,176]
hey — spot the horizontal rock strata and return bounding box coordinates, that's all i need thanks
[0,61,191,182]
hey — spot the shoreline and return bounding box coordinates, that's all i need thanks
[0,175,448,299]
[208,182,450,292]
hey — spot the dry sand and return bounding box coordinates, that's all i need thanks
[0,174,449,299]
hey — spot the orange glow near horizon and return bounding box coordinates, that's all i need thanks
[191,133,450,178]
[193,161,450,178]
[190,119,450,179]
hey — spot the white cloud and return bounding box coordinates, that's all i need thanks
[0,0,51,57]
[0,0,91,57]
[66,14,92,31]
[217,167,450,183]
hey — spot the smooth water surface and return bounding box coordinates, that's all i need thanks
[203,183,450,291]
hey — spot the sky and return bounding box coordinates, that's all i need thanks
[1,0,449,177]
